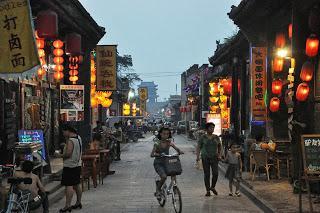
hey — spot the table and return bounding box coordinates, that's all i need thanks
[274,150,291,179]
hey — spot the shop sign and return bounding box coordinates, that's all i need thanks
[60,85,84,122]
[140,99,146,115]
[205,113,222,136]
[301,134,320,174]
[138,87,148,101]
[0,0,39,73]
[18,130,46,160]
[250,47,267,122]
[96,45,117,91]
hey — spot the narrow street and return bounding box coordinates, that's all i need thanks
[50,134,262,213]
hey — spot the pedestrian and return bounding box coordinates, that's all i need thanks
[59,124,82,212]
[114,122,122,161]
[196,122,222,196]
[15,160,49,213]
[90,133,102,150]
[224,143,243,197]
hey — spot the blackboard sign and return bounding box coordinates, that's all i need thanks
[18,130,46,160]
[301,134,320,174]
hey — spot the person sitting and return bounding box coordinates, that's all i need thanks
[90,133,102,150]
[15,160,49,213]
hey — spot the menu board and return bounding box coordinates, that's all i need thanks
[301,134,320,174]
[18,130,46,160]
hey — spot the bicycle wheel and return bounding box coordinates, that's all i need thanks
[172,186,182,213]
[158,188,166,207]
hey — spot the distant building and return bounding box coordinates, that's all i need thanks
[138,81,158,103]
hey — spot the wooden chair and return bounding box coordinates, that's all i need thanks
[251,150,277,181]
[81,159,92,190]
[84,150,104,185]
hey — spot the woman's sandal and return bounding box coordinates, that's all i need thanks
[59,207,72,212]
[72,203,82,209]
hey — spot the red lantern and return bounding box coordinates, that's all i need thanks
[296,83,310,101]
[69,70,79,76]
[65,33,82,55]
[300,61,314,82]
[54,65,64,72]
[275,33,286,48]
[288,24,292,39]
[269,97,280,112]
[37,68,45,76]
[306,34,319,57]
[69,56,79,64]
[36,39,45,49]
[53,57,64,64]
[272,79,283,95]
[273,58,283,72]
[222,78,232,95]
[54,72,64,80]
[36,10,58,39]
[53,49,64,57]
[69,75,79,82]
[40,58,46,66]
[38,49,45,58]
[53,40,64,49]
[69,64,79,70]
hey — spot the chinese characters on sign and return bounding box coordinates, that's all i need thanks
[301,135,320,174]
[96,45,117,90]
[60,85,84,122]
[251,47,267,122]
[18,130,46,160]
[138,87,148,101]
[140,99,146,116]
[0,0,39,73]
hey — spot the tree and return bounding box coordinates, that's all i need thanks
[117,54,141,86]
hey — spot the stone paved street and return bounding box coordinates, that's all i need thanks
[50,134,262,213]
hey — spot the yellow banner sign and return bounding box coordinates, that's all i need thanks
[138,87,148,101]
[251,47,267,122]
[140,99,146,114]
[0,0,39,73]
[96,45,117,90]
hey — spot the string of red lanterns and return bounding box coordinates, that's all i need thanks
[53,40,64,80]
[69,56,79,84]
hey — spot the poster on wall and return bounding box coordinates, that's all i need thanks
[206,113,222,136]
[60,85,84,121]
[96,45,117,91]
[250,47,267,123]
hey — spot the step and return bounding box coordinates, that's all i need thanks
[44,181,61,195]
[48,186,64,205]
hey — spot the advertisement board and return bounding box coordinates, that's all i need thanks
[206,113,222,136]
[60,85,84,121]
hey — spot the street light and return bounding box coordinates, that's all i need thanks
[128,89,135,100]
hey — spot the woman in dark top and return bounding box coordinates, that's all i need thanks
[150,127,183,197]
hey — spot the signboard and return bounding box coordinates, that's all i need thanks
[140,99,146,115]
[96,45,117,91]
[250,47,267,122]
[0,0,39,73]
[138,87,148,101]
[205,113,222,136]
[18,130,46,160]
[301,134,320,174]
[60,85,84,121]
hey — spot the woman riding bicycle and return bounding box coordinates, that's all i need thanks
[150,127,184,197]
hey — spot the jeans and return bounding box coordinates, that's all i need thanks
[202,157,219,191]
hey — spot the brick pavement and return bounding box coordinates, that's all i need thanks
[49,134,262,213]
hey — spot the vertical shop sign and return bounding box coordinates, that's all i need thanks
[0,0,39,73]
[138,87,148,101]
[96,45,117,91]
[250,47,267,122]
[140,99,146,115]
[60,85,84,121]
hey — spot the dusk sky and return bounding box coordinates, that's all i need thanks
[79,0,241,101]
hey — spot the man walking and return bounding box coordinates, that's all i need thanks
[196,122,222,196]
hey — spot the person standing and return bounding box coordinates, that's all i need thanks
[59,125,82,212]
[114,122,122,161]
[196,122,222,196]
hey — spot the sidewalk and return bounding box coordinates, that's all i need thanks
[184,135,320,212]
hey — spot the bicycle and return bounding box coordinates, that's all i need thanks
[154,153,183,213]
[0,165,32,213]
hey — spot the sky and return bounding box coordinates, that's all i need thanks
[79,0,241,101]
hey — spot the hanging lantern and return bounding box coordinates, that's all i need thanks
[65,33,82,55]
[40,57,46,66]
[54,65,64,72]
[54,72,64,80]
[69,56,79,64]
[209,82,219,94]
[288,24,292,39]
[37,68,45,76]
[222,78,232,95]
[123,103,130,110]
[36,39,45,49]
[305,34,319,57]
[38,49,45,58]
[101,98,112,108]
[269,97,280,112]
[53,57,64,64]
[275,33,286,48]
[123,109,131,116]
[273,58,284,72]
[53,40,64,49]
[272,79,283,95]
[69,64,79,70]
[296,83,310,101]
[209,96,219,103]
[308,6,320,33]
[69,70,79,76]
[53,48,64,56]
[36,10,58,39]
[69,75,79,82]
[300,61,314,82]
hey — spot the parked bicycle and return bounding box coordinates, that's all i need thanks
[154,153,182,213]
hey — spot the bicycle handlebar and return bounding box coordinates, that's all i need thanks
[160,153,181,157]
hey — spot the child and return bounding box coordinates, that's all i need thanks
[224,143,242,197]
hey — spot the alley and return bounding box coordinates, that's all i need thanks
[50,134,262,213]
